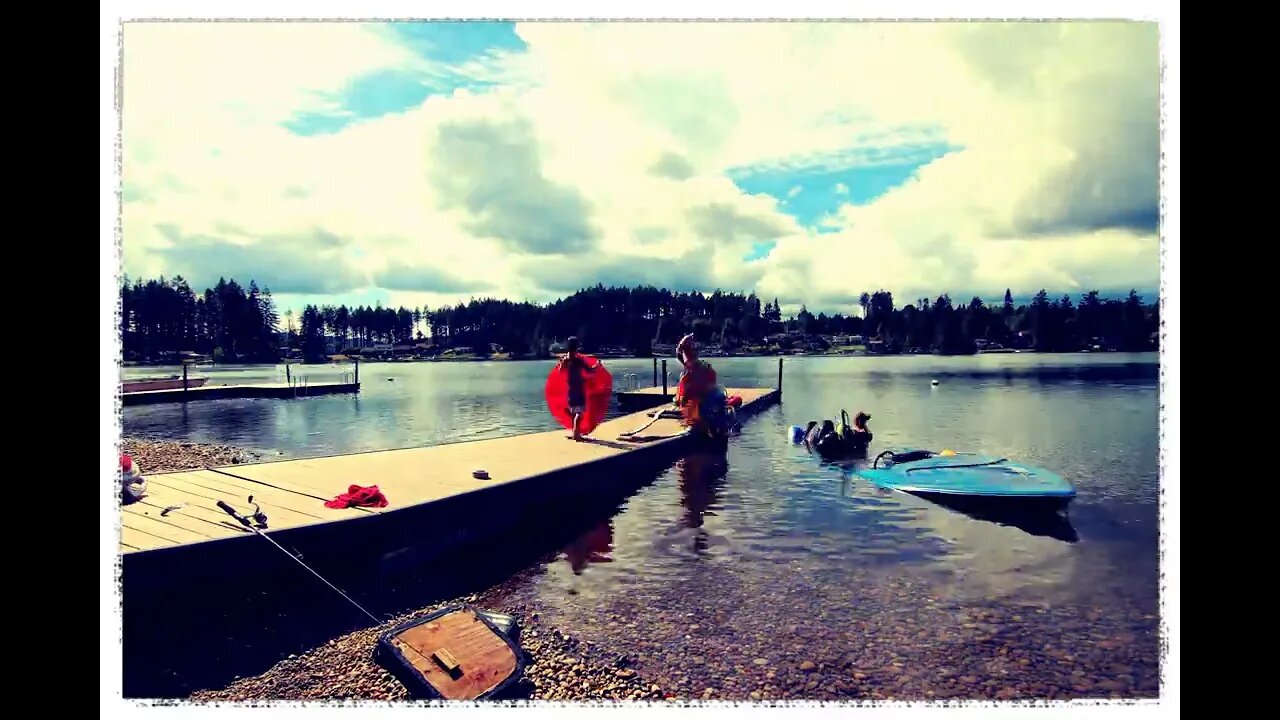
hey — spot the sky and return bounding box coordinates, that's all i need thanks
[119,20,1162,319]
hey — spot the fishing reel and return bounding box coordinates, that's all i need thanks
[246,495,269,529]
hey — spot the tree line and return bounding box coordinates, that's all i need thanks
[120,276,1159,363]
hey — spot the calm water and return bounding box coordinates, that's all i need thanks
[122,353,1161,698]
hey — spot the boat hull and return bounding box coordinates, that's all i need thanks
[859,452,1075,505]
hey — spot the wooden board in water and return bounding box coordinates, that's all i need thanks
[383,608,519,700]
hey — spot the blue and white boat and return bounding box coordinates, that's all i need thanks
[858,449,1076,512]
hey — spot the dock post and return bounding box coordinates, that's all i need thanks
[286,364,291,384]
[662,359,668,395]
[182,362,189,395]
[652,357,658,387]
[354,358,360,386]
[777,357,783,396]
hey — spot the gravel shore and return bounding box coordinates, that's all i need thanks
[189,596,667,703]
[122,437,263,473]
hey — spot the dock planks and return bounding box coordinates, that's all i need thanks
[119,388,779,555]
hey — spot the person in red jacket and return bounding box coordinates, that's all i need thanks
[674,333,717,428]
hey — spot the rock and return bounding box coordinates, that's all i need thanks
[1097,680,1126,692]
[799,661,816,672]
[753,658,769,666]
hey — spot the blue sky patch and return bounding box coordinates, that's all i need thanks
[384,21,527,64]
[729,141,958,236]
[744,242,777,262]
[283,22,527,136]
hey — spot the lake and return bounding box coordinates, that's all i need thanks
[121,352,1162,699]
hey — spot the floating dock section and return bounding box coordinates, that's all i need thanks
[121,381,360,406]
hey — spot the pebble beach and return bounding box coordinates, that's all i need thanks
[122,437,262,473]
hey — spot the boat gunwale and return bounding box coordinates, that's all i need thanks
[878,484,1077,498]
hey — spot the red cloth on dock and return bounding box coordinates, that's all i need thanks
[727,395,743,409]
[324,484,388,509]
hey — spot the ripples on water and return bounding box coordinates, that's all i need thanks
[122,353,1161,698]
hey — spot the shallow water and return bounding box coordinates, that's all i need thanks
[122,353,1162,699]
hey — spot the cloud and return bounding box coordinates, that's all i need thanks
[429,116,601,255]
[372,264,493,294]
[120,21,1161,319]
[686,202,795,247]
[648,152,696,181]
[519,245,764,296]
[153,226,366,295]
[786,186,803,199]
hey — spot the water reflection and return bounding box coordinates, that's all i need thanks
[563,519,615,575]
[918,492,1080,543]
[672,451,730,556]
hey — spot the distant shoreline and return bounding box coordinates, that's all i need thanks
[123,348,1156,368]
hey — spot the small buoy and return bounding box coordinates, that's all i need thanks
[788,425,806,444]
[387,378,395,381]
[473,469,490,480]
[931,379,940,386]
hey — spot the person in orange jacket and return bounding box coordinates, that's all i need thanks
[674,333,717,428]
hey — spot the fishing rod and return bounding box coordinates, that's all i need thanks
[618,406,682,437]
[216,499,382,625]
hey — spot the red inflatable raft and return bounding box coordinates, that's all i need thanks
[544,354,613,435]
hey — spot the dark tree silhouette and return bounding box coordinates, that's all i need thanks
[119,277,1160,363]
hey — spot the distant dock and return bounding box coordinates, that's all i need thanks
[617,356,785,412]
[121,381,361,406]
[615,386,674,411]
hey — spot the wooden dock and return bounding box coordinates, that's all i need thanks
[120,387,779,584]
[121,381,360,406]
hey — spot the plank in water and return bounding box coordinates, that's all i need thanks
[388,610,518,700]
